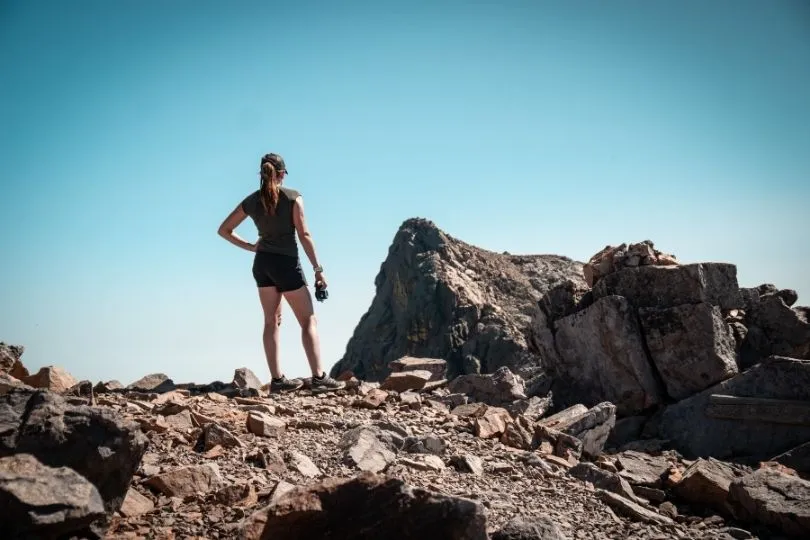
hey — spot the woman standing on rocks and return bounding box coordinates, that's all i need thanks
[217,152,344,393]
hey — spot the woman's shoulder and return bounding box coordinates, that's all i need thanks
[280,186,301,200]
[240,190,261,213]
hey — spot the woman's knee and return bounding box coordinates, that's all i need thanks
[300,313,318,331]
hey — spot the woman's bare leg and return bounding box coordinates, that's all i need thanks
[282,286,323,377]
[257,286,283,378]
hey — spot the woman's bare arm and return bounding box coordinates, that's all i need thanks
[217,205,255,252]
[292,196,326,286]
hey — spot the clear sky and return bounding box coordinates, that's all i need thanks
[2,1,808,386]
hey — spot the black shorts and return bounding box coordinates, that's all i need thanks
[252,251,307,291]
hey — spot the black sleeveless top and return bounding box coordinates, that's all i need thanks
[240,186,301,257]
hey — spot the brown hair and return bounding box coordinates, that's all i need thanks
[259,161,280,215]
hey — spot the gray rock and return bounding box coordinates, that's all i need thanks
[450,454,484,476]
[615,451,671,488]
[742,291,810,365]
[0,373,32,395]
[592,263,743,310]
[93,380,123,394]
[233,367,263,391]
[552,296,663,416]
[659,356,810,459]
[492,515,567,540]
[0,390,148,516]
[772,441,810,475]
[639,303,739,400]
[388,357,447,381]
[240,472,487,540]
[0,342,28,379]
[597,489,674,525]
[126,373,175,393]
[728,468,810,537]
[329,218,584,381]
[569,462,640,502]
[0,453,105,540]
[448,366,527,405]
[340,426,398,473]
[508,395,553,421]
[554,402,616,458]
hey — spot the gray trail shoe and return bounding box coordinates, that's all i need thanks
[310,372,345,393]
[270,375,304,393]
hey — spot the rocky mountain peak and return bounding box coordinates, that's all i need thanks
[331,218,585,381]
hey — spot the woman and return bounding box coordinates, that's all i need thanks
[218,153,344,393]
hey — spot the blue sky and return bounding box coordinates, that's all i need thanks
[2,1,808,385]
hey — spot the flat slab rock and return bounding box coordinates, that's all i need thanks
[728,468,810,537]
[240,471,487,540]
[659,356,810,459]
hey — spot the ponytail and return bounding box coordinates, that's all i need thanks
[259,162,280,215]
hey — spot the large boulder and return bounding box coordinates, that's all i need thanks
[240,472,487,539]
[0,453,106,540]
[0,390,148,515]
[551,295,663,415]
[639,302,739,400]
[591,263,743,310]
[659,356,810,459]
[728,469,810,537]
[329,218,584,381]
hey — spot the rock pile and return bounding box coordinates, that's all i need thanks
[3,344,810,539]
[582,240,679,288]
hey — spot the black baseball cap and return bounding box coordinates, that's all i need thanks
[261,153,287,173]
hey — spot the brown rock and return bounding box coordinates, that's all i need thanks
[355,388,389,409]
[22,366,78,393]
[676,458,739,512]
[240,472,487,540]
[247,412,287,438]
[119,488,155,517]
[204,422,243,450]
[500,415,534,450]
[286,451,321,478]
[145,464,222,497]
[380,370,433,392]
[473,406,512,439]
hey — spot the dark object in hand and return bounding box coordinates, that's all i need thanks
[315,282,329,302]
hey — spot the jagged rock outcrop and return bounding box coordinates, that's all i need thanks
[330,218,584,381]
[740,284,810,367]
[0,342,29,380]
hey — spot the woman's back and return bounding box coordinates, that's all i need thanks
[241,186,300,256]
